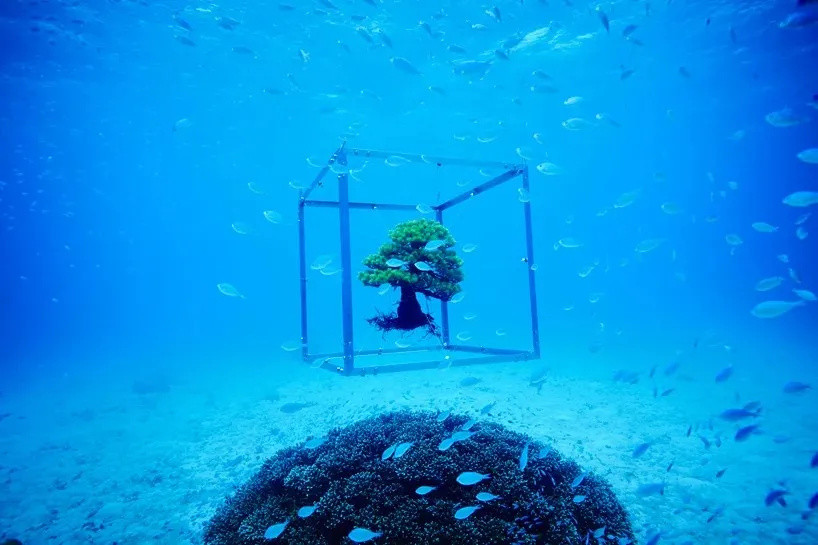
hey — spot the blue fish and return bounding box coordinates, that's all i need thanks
[765,489,788,506]
[438,438,456,451]
[809,492,818,509]
[645,532,661,545]
[436,410,451,422]
[573,495,587,503]
[264,520,289,539]
[476,492,500,502]
[783,381,811,394]
[714,365,733,382]
[297,505,316,518]
[394,442,414,458]
[415,485,437,496]
[735,424,761,442]
[571,471,587,489]
[451,430,475,441]
[780,10,818,28]
[457,472,490,486]
[381,444,396,461]
[632,442,652,458]
[519,443,529,471]
[454,505,481,519]
[348,528,382,543]
[811,452,818,468]
[719,408,760,421]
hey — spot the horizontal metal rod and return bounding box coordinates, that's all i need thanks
[347,147,522,170]
[445,345,532,356]
[437,168,523,211]
[304,200,419,211]
[307,345,444,360]
[317,351,537,375]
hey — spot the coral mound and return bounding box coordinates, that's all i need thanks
[204,411,634,545]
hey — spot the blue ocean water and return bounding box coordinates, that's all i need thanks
[1,0,817,543]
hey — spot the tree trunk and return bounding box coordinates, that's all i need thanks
[395,286,428,330]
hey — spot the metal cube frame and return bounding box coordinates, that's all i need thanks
[297,143,540,375]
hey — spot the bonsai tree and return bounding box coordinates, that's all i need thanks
[358,218,463,334]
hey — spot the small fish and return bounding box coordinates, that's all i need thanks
[519,443,530,471]
[765,489,788,506]
[459,377,481,387]
[783,191,818,207]
[217,16,240,30]
[793,289,816,301]
[715,468,727,478]
[666,461,674,472]
[811,452,818,468]
[436,410,451,422]
[381,444,397,461]
[454,505,481,519]
[783,381,811,393]
[424,239,445,251]
[348,528,382,543]
[438,438,455,451]
[622,24,637,37]
[217,283,245,298]
[679,66,692,78]
[780,11,818,29]
[476,492,500,502]
[714,365,733,382]
[634,238,665,253]
[719,407,760,421]
[573,495,587,503]
[416,485,437,495]
[385,258,405,268]
[571,471,587,489]
[264,520,289,539]
[394,441,414,458]
[632,442,652,458]
[751,222,778,233]
[457,472,490,486]
[636,482,665,496]
[735,424,761,442]
[414,261,433,272]
[391,57,421,75]
[479,401,496,415]
[297,505,317,518]
[810,492,818,509]
[645,532,662,545]
[173,17,192,31]
[751,300,806,319]
[755,276,783,292]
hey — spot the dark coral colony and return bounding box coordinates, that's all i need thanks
[204,411,634,545]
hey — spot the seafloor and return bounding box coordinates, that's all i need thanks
[1,339,816,544]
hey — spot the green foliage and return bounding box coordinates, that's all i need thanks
[359,219,464,301]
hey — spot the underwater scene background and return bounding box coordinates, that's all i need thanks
[1,0,817,543]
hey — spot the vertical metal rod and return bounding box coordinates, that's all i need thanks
[297,196,309,362]
[337,150,355,374]
[435,208,451,345]
[521,166,541,357]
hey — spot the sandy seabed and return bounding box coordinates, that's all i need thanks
[1,344,816,545]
